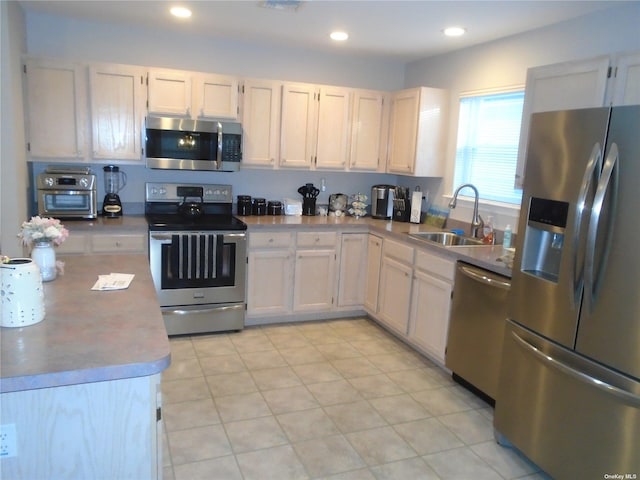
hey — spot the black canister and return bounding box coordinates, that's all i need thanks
[237,195,252,216]
[252,198,266,216]
[268,201,283,216]
[302,197,316,216]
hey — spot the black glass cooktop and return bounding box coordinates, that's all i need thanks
[145,213,247,231]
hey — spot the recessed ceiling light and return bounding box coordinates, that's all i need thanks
[170,6,192,19]
[443,26,466,37]
[330,31,349,42]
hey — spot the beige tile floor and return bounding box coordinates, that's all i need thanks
[161,317,549,480]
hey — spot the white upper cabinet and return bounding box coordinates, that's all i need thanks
[241,79,282,168]
[349,90,387,172]
[514,56,609,188]
[24,58,87,160]
[147,68,239,120]
[609,50,640,106]
[147,68,192,117]
[387,87,448,177]
[279,83,318,169]
[89,64,146,161]
[515,50,640,188]
[194,73,239,119]
[315,86,352,170]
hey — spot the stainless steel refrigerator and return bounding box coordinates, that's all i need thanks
[494,105,640,479]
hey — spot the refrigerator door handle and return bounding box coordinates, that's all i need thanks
[571,143,602,307]
[584,143,618,313]
[459,265,511,290]
[511,330,640,407]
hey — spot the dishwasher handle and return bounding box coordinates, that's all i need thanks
[459,264,511,290]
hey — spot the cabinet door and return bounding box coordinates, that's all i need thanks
[350,90,384,171]
[408,269,452,365]
[89,64,145,160]
[364,234,383,313]
[610,50,640,106]
[315,87,351,170]
[337,233,367,307]
[247,250,293,316]
[377,256,412,334]
[147,68,192,117]
[387,88,419,174]
[514,56,610,188]
[280,83,318,169]
[293,250,335,312]
[194,73,239,119]
[24,58,87,160]
[242,79,281,167]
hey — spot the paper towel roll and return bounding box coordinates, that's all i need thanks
[410,191,423,223]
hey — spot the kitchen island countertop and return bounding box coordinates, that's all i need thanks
[0,254,170,394]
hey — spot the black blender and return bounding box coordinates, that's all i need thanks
[102,165,126,217]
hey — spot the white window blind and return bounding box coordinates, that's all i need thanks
[454,89,524,205]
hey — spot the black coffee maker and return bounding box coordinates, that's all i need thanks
[102,165,126,217]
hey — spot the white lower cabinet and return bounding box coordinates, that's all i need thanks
[407,250,455,365]
[293,232,337,312]
[364,234,383,313]
[0,374,161,480]
[377,238,414,335]
[337,233,368,308]
[247,231,294,317]
[55,233,147,255]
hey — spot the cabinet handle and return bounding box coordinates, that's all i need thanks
[268,238,274,243]
[115,241,122,247]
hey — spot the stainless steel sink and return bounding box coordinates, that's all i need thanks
[408,231,485,247]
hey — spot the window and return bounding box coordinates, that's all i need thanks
[454,88,524,205]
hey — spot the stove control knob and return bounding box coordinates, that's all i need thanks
[79,177,90,188]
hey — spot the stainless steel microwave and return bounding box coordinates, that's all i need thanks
[145,116,242,172]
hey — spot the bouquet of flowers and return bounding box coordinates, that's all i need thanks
[19,216,69,247]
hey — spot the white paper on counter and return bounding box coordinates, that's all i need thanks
[91,273,135,291]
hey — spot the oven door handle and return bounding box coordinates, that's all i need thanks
[150,234,173,243]
[165,304,244,316]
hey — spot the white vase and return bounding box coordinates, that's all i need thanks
[1,258,45,327]
[31,241,57,282]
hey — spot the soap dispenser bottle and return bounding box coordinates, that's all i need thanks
[482,216,495,245]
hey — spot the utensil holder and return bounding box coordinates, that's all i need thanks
[302,198,316,216]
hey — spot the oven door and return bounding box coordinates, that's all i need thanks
[38,189,97,219]
[149,230,246,307]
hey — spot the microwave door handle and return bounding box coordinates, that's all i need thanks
[584,143,618,314]
[572,143,602,307]
[216,121,223,170]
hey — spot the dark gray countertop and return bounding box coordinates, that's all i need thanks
[242,214,512,277]
[0,254,170,394]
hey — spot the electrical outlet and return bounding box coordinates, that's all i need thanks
[0,423,18,458]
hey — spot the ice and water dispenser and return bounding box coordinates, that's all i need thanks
[520,197,569,283]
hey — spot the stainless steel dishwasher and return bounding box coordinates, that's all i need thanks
[445,261,511,404]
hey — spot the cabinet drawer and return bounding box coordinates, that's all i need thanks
[249,231,293,249]
[296,231,337,248]
[91,234,146,253]
[383,238,414,264]
[56,234,87,254]
[415,249,455,282]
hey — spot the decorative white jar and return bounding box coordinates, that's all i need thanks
[1,258,46,327]
[31,241,57,281]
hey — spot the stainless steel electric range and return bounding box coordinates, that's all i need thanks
[145,182,247,335]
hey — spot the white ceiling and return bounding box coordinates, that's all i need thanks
[18,0,631,62]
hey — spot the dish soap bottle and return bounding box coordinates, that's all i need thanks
[503,224,513,249]
[482,216,495,245]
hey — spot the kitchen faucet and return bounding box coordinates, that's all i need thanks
[449,184,484,238]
